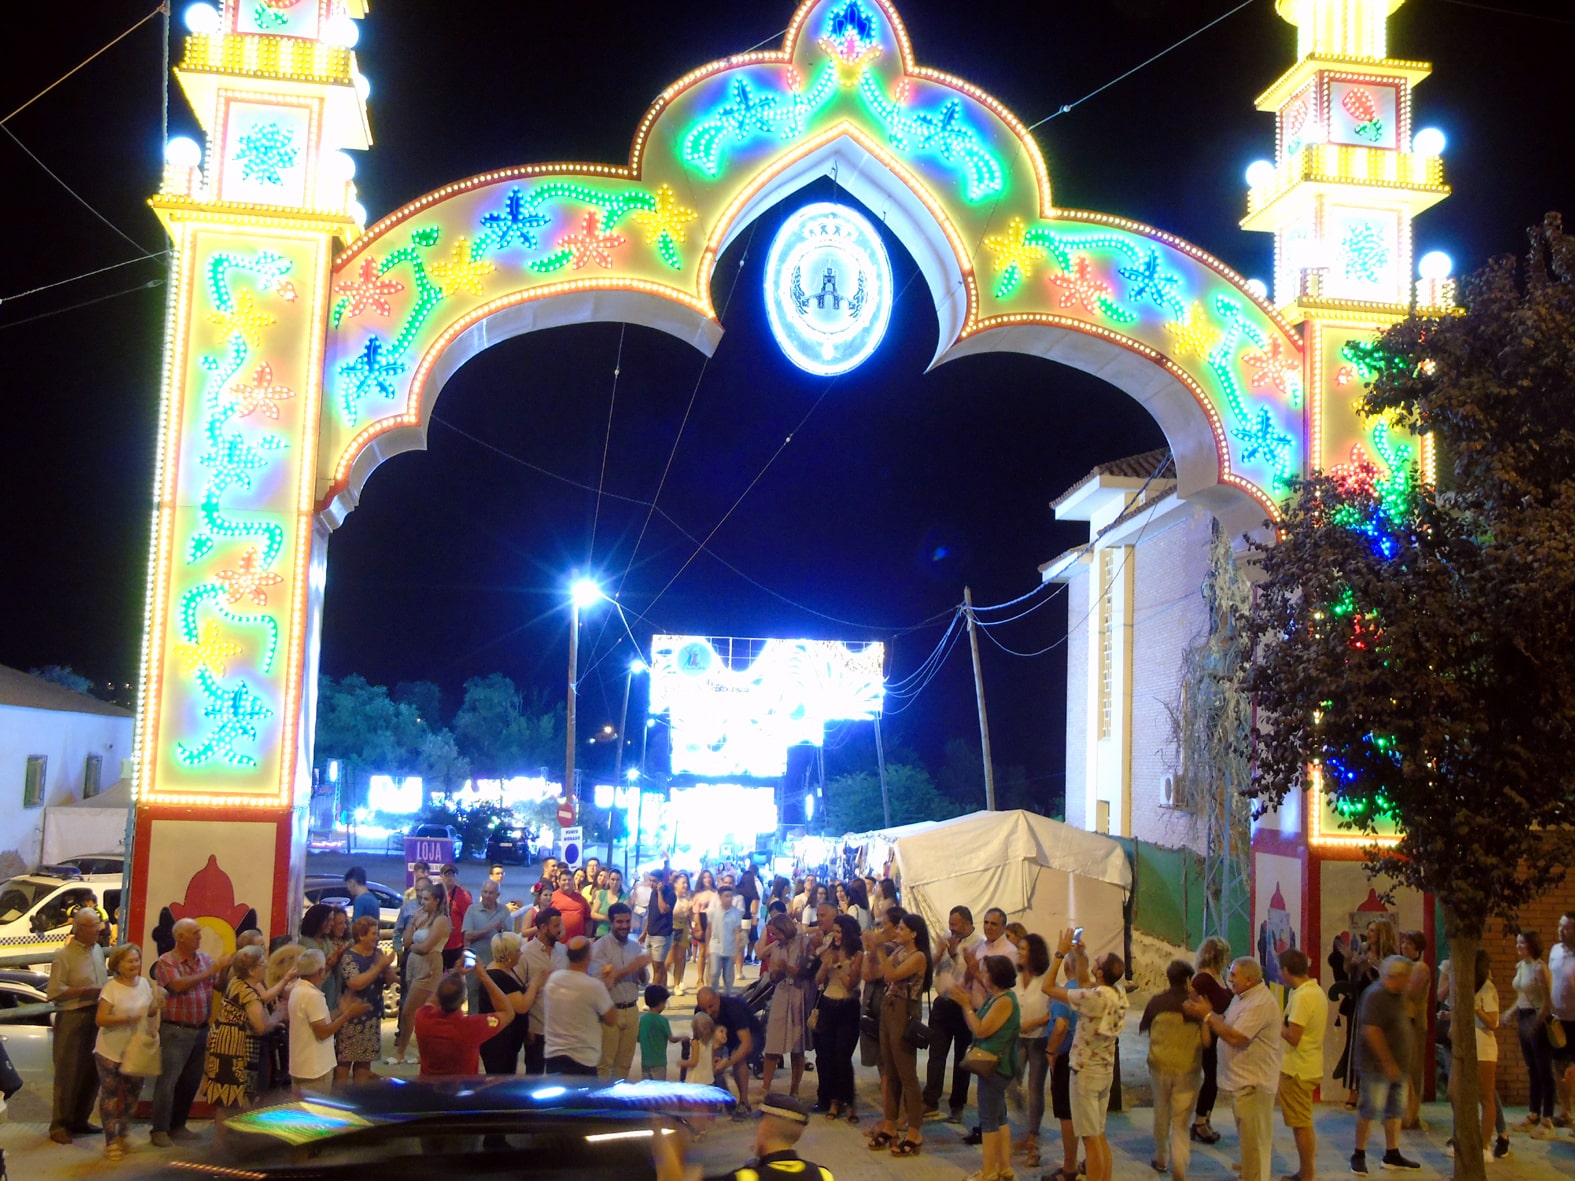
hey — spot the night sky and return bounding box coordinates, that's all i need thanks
[3,0,1571,804]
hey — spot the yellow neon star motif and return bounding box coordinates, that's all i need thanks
[209,289,276,350]
[427,237,495,297]
[631,185,699,246]
[982,217,1038,280]
[174,622,245,677]
[1164,302,1223,359]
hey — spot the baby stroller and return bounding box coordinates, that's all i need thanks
[739,975,775,1077]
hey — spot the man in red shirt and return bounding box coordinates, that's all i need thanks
[415,969,515,1075]
[440,864,471,971]
[551,867,592,941]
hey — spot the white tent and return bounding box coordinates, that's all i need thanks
[40,778,131,864]
[889,809,1132,963]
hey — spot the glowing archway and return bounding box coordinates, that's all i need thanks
[317,0,1306,530]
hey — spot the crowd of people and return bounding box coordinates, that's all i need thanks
[41,853,1575,1180]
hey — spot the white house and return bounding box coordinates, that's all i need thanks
[0,665,133,877]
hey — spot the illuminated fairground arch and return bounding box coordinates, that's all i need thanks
[317,0,1307,532]
[133,0,1451,954]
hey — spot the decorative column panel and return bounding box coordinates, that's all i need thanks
[131,0,369,960]
[1241,0,1448,981]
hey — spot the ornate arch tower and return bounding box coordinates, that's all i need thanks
[1244,0,1451,484]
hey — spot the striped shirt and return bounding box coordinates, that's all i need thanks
[154,948,216,1026]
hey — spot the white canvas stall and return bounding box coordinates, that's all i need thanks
[890,809,1131,962]
[40,778,131,864]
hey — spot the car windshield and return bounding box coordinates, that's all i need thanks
[0,879,54,924]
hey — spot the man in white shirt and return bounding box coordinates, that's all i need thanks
[544,936,616,1075]
[707,884,746,994]
[288,949,369,1093]
[1044,931,1129,1181]
[1277,948,1328,1181]
[924,905,988,1122]
[1186,957,1283,1181]
[592,903,651,1079]
[519,906,569,1074]
[1550,911,1575,1125]
[979,908,1020,965]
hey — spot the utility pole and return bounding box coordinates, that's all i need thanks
[874,715,892,828]
[963,587,997,810]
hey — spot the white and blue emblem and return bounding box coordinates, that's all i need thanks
[764,202,893,376]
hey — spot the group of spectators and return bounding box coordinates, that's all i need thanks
[44,848,1575,1181]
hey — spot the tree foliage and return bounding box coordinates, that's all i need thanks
[822,763,961,833]
[452,674,564,776]
[1238,215,1575,1176]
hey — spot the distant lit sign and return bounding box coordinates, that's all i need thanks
[764,202,893,376]
[649,636,885,777]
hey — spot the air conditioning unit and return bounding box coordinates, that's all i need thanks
[1160,774,1177,807]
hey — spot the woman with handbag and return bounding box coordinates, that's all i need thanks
[862,912,931,1157]
[951,954,1022,1181]
[94,944,164,1162]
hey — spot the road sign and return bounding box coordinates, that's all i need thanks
[559,826,584,870]
[557,798,576,827]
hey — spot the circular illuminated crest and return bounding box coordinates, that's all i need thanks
[764,202,893,376]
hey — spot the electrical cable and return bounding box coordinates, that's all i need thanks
[587,323,627,568]
[1,252,169,305]
[1025,0,1261,131]
[1438,0,1575,23]
[0,3,165,126]
[615,220,761,607]
[2,126,162,257]
[0,277,164,331]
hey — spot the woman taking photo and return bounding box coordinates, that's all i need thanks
[388,882,450,1065]
[668,873,693,995]
[951,954,1022,1181]
[1190,936,1231,1143]
[1014,933,1054,1168]
[863,912,931,1157]
[1511,930,1556,1132]
[204,945,284,1139]
[95,943,163,1161]
[337,916,395,1083]
[814,913,864,1122]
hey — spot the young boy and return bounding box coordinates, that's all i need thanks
[639,984,681,1080]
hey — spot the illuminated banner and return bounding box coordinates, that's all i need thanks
[649,636,885,777]
[765,202,893,375]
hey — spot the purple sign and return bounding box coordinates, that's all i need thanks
[404,837,455,887]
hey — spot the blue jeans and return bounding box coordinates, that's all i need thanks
[707,951,735,994]
[977,1069,1010,1133]
[151,1024,208,1134]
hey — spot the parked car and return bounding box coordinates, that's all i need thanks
[301,876,403,940]
[484,824,535,865]
[180,1076,733,1179]
[406,822,464,861]
[0,970,53,1094]
[41,853,125,878]
[0,870,121,968]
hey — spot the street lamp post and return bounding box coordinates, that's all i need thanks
[614,659,646,875]
[565,578,602,822]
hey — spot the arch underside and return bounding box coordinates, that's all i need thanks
[318,0,1306,532]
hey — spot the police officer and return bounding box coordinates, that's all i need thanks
[711,1093,832,1181]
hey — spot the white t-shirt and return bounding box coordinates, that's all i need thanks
[93,976,153,1062]
[288,980,338,1080]
[1015,971,1052,1039]
[543,969,614,1067]
[1475,979,1499,1063]
[1550,942,1575,1020]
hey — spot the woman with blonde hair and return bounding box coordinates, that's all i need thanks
[1189,936,1231,1143]
[95,943,163,1161]
[478,930,545,1075]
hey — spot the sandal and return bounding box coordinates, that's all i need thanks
[1190,1122,1221,1144]
[1025,1141,1042,1167]
[846,1109,859,1124]
[867,1131,895,1151]
[826,1103,841,1121]
[890,1139,923,1156]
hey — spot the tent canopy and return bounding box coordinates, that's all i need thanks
[40,778,131,864]
[888,809,1131,963]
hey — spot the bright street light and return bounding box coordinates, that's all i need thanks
[570,578,603,609]
[564,576,607,814]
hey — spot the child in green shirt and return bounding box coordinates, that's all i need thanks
[639,984,680,1079]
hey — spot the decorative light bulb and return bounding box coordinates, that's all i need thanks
[348,201,368,225]
[164,136,203,169]
[1245,278,1269,301]
[1417,251,1453,281]
[1245,160,1276,189]
[183,3,221,35]
[354,73,371,102]
[324,150,356,183]
[1412,127,1446,157]
[323,13,359,48]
